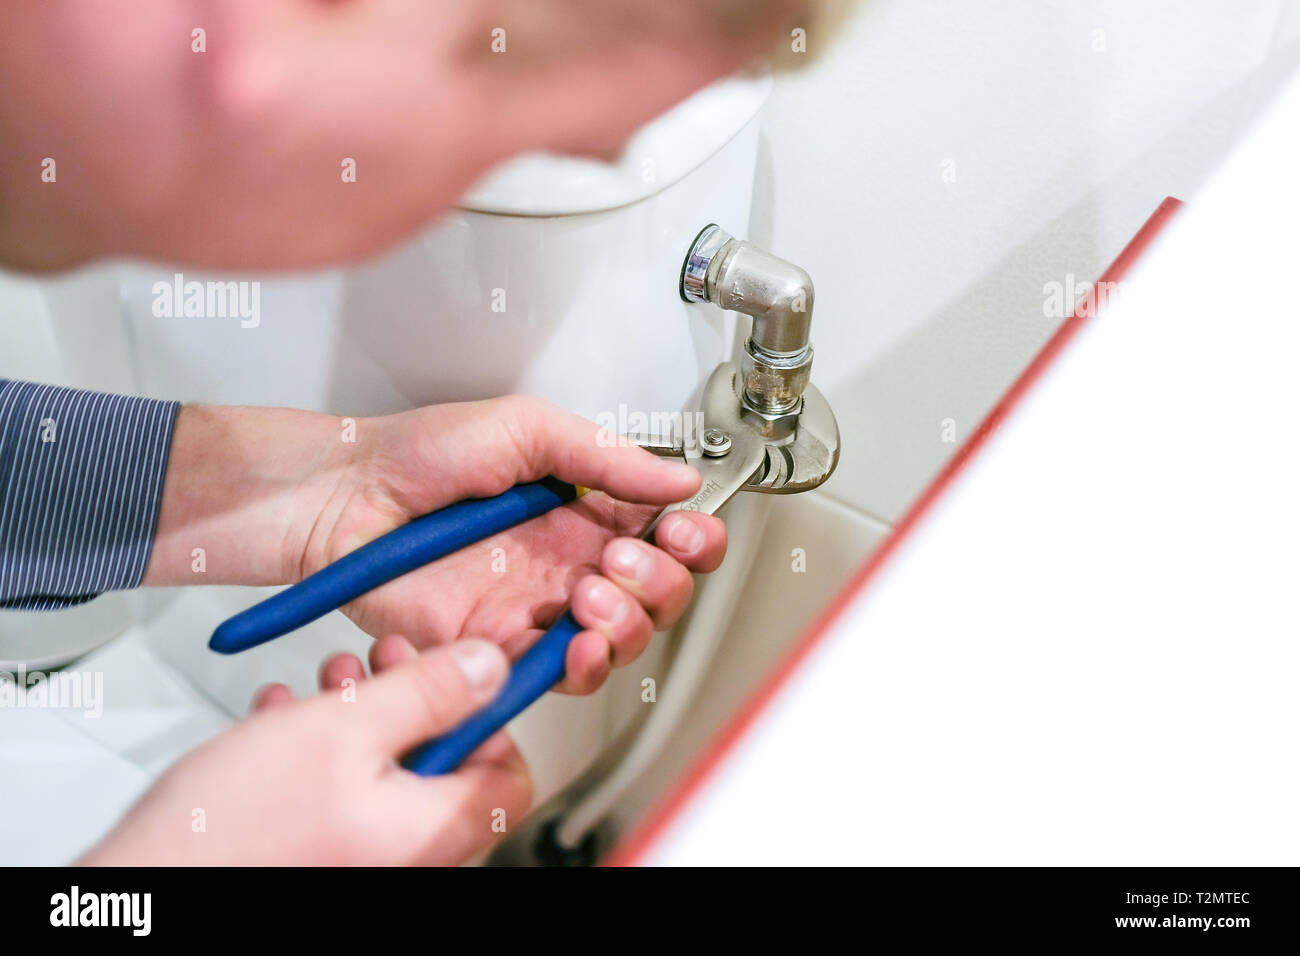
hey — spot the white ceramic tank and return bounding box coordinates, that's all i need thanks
[119,76,770,421]
[101,76,771,796]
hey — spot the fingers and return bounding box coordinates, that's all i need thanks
[256,640,411,711]
[600,538,692,629]
[436,396,703,507]
[365,639,531,862]
[254,646,378,710]
[570,575,652,668]
[346,640,508,753]
[555,627,614,695]
[319,652,365,691]
[556,514,727,691]
[654,512,728,573]
[368,634,418,673]
[513,399,700,505]
[384,731,533,865]
[251,683,293,711]
[321,638,419,695]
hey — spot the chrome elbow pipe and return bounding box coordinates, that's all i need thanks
[680,224,815,416]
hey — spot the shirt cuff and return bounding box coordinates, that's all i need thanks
[0,380,180,610]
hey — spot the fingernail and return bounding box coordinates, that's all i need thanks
[609,540,655,584]
[664,515,705,556]
[452,640,503,693]
[587,578,628,625]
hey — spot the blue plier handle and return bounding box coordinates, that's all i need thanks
[209,477,584,775]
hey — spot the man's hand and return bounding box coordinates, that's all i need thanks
[146,395,727,693]
[81,638,530,866]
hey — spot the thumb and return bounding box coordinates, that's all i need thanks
[431,396,702,507]
[349,640,508,755]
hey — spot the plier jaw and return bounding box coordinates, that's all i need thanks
[628,360,840,524]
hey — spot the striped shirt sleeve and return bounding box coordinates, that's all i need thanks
[0,379,180,610]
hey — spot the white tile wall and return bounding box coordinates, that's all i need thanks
[752,0,1300,523]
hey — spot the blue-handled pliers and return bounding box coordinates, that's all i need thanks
[208,362,808,776]
[209,477,598,775]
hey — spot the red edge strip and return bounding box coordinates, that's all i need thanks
[608,196,1186,866]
